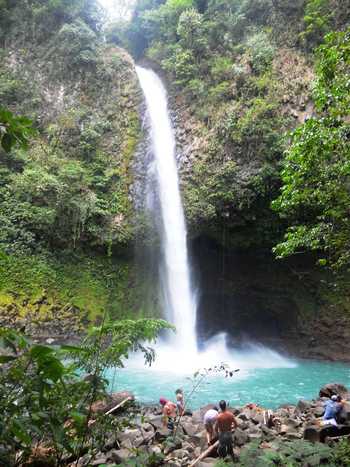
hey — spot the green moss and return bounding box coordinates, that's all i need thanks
[0,250,143,322]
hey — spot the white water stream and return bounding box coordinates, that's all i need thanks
[136,66,197,353]
[134,66,294,373]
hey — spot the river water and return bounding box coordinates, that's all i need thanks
[106,360,350,410]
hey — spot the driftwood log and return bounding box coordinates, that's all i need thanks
[189,440,219,467]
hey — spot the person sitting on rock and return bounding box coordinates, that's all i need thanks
[204,406,219,445]
[215,400,238,459]
[175,388,185,416]
[159,397,177,431]
[322,394,344,425]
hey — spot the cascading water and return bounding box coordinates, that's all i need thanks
[131,66,294,373]
[136,66,197,353]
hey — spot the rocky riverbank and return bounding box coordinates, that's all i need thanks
[68,383,350,467]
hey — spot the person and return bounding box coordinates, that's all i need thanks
[203,406,219,445]
[322,394,343,426]
[159,397,177,431]
[215,400,237,458]
[175,388,185,416]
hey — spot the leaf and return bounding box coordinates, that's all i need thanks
[30,345,54,359]
[0,355,18,363]
[1,132,13,152]
[11,421,31,445]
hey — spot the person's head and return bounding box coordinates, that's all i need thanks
[213,406,219,412]
[175,388,183,395]
[219,400,227,411]
[331,395,338,401]
[159,397,167,406]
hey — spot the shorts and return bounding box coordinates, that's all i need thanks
[167,417,175,431]
[218,431,233,458]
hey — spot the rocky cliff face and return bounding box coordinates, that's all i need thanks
[0,1,146,324]
[162,46,350,361]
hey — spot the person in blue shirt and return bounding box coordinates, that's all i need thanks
[323,394,343,423]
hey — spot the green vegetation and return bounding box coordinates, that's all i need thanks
[0,250,142,321]
[114,0,318,249]
[0,108,36,153]
[273,28,350,272]
[214,438,350,466]
[0,321,171,466]
[0,0,144,319]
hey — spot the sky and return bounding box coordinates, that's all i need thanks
[98,0,135,20]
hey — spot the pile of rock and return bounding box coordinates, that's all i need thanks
[73,383,350,466]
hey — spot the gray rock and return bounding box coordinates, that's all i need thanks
[120,438,133,449]
[313,406,325,417]
[198,458,217,466]
[252,413,264,425]
[104,435,118,450]
[155,426,171,441]
[90,453,107,465]
[319,383,349,398]
[339,402,350,423]
[182,421,200,437]
[147,414,164,429]
[296,399,312,413]
[164,438,182,455]
[249,433,262,442]
[149,445,162,455]
[172,448,189,459]
[117,428,144,448]
[189,431,207,449]
[233,428,250,446]
[109,448,131,463]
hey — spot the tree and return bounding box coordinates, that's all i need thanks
[272,28,350,271]
[0,108,36,153]
[0,319,172,466]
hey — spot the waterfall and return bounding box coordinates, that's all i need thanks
[136,66,197,352]
[132,66,294,374]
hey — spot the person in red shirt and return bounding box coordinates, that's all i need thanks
[159,397,177,431]
[215,400,237,458]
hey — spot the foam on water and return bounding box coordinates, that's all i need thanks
[126,333,296,374]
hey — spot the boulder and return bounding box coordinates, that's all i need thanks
[339,402,350,423]
[182,441,195,453]
[155,426,171,441]
[149,445,162,456]
[182,421,201,437]
[233,428,250,447]
[109,448,131,463]
[189,431,207,449]
[313,406,325,418]
[90,454,107,466]
[147,414,164,430]
[304,426,320,442]
[251,413,265,425]
[198,459,217,466]
[91,391,134,414]
[164,438,182,455]
[319,383,349,399]
[296,399,312,413]
[172,448,189,459]
[117,428,143,448]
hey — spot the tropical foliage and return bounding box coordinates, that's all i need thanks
[0,319,171,466]
[273,28,350,271]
